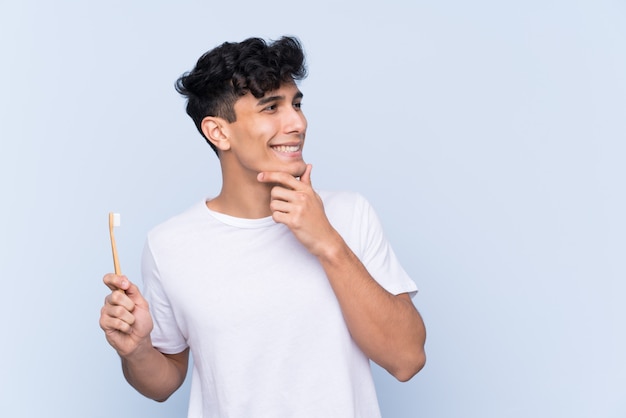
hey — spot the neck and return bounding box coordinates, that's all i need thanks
[206,165,273,219]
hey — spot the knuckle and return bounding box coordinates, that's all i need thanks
[110,290,125,304]
[271,212,284,223]
[109,291,119,304]
[116,318,130,334]
[112,305,125,317]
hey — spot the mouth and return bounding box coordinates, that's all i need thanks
[271,144,302,153]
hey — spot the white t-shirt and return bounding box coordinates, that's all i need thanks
[142,190,417,418]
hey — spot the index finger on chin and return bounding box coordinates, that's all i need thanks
[257,171,299,189]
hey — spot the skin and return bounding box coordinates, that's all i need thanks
[100,81,426,401]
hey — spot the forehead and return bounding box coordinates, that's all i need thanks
[236,82,302,107]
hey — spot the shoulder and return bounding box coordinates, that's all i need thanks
[317,189,370,214]
[317,189,376,237]
[147,200,209,247]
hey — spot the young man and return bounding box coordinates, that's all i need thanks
[100,36,426,418]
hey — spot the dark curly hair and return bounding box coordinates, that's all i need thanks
[175,36,308,155]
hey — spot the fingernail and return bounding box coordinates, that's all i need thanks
[257,173,264,181]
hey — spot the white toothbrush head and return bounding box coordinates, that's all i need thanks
[109,212,121,229]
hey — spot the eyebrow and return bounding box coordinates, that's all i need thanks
[256,91,304,107]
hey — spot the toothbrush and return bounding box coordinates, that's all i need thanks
[108,212,121,275]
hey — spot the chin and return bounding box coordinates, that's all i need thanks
[292,162,307,178]
[262,160,307,178]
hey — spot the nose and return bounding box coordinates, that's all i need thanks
[285,106,307,134]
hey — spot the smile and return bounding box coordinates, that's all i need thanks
[271,145,301,153]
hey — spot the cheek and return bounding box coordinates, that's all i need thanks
[241,119,274,139]
[257,121,279,138]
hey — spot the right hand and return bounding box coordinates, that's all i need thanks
[99,274,154,357]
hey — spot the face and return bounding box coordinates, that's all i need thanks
[221,81,308,179]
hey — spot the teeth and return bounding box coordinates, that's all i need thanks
[272,145,300,152]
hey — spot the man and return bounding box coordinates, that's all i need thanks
[100,36,426,418]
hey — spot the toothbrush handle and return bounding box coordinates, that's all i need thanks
[108,213,122,275]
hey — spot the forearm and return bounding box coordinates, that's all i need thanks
[257,170,426,378]
[121,344,188,402]
[318,234,426,381]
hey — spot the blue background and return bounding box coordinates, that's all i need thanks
[1,1,624,417]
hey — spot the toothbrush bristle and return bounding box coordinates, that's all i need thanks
[113,213,121,227]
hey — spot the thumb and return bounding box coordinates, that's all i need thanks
[300,164,313,186]
[123,281,148,306]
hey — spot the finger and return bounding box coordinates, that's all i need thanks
[270,209,291,226]
[103,274,130,292]
[257,171,301,190]
[270,183,300,202]
[102,303,136,328]
[269,198,293,214]
[107,288,136,312]
[100,304,135,334]
[300,164,313,186]
[100,313,133,335]
[123,280,148,308]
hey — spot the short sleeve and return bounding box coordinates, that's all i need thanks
[141,239,189,354]
[354,195,418,297]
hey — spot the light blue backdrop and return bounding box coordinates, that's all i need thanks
[1,1,624,417]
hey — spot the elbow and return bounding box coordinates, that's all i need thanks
[137,389,175,403]
[153,392,174,403]
[392,349,426,382]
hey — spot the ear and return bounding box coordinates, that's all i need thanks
[201,116,231,152]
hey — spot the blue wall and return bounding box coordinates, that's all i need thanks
[1,1,624,417]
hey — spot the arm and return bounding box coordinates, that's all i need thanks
[317,241,426,381]
[100,274,189,400]
[257,165,426,381]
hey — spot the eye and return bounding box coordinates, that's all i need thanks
[293,102,303,110]
[263,104,277,112]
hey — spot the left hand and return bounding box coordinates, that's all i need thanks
[257,164,341,257]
